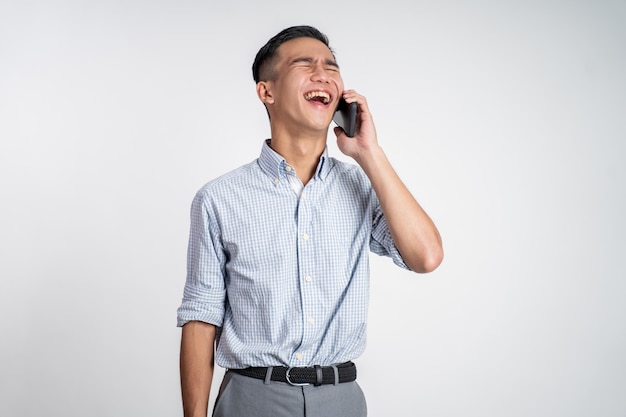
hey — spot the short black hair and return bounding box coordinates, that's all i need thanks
[252,25,334,83]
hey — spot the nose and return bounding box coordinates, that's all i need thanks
[310,64,329,83]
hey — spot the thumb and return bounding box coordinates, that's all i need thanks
[333,126,346,139]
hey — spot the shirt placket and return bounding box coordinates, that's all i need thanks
[292,176,320,365]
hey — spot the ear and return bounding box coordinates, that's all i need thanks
[256,81,275,105]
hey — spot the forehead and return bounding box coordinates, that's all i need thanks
[276,37,335,62]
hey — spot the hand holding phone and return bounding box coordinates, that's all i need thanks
[333,98,357,137]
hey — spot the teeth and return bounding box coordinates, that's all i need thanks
[304,91,330,104]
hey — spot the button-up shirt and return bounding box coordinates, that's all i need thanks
[177,140,407,368]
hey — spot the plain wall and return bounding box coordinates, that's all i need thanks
[1,0,625,416]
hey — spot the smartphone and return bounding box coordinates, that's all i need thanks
[333,98,357,137]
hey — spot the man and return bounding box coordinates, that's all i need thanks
[177,25,443,417]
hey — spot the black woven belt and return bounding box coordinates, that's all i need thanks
[230,361,357,386]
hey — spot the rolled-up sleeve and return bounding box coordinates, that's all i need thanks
[176,189,227,327]
[369,194,410,270]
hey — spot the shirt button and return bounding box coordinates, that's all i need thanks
[302,233,309,240]
[305,275,312,282]
[307,317,315,324]
[273,178,279,184]
[285,166,292,172]
[295,353,303,360]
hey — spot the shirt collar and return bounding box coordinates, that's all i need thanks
[258,139,334,183]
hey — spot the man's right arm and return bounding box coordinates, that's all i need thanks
[180,321,216,417]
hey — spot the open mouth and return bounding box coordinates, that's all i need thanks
[304,91,331,105]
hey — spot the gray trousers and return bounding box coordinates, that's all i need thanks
[213,370,368,417]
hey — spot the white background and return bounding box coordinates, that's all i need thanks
[1,1,625,416]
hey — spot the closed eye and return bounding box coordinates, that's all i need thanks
[290,57,340,70]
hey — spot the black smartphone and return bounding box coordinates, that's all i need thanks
[333,98,357,137]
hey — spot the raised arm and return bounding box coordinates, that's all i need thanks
[180,321,216,417]
[335,90,443,273]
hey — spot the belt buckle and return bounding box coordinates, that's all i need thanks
[285,367,310,387]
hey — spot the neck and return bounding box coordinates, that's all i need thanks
[269,126,327,185]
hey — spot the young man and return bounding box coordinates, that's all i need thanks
[177,26,443,417]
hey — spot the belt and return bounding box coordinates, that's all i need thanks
[230,361,357,386]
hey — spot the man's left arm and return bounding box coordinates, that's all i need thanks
[335,90,443,273]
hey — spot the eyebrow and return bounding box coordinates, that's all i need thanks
[290,56,340,69]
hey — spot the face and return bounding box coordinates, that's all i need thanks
[258,37,344,134]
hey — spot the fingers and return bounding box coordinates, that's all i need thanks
[340,89,375,134]
[340,90,373,129]
[341,90,369,112]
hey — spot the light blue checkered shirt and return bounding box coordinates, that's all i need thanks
[177,140,408,368]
